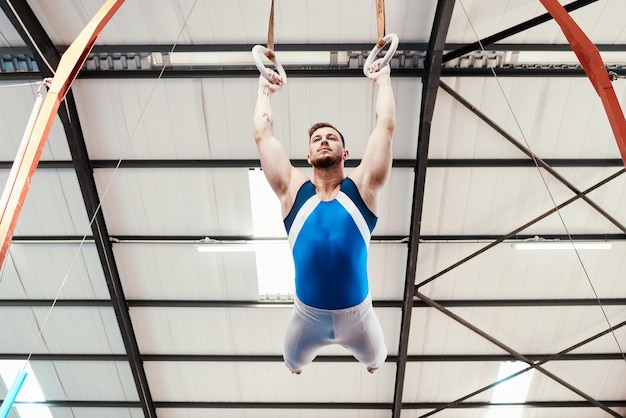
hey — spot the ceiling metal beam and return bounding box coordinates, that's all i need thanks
[2,352,624,362]
[3,36,626,81]
[2,62,623,80]
[9,232,626,243]
[2,158,624,170]
[3,297,626,309]
[0,1,157,417]
[11,400,626,410]
[392,1,456,418]
[73,67,595,79]
[426,158,625,167]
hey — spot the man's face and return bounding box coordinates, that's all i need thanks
[307,127,348,168]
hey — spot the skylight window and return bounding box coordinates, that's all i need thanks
[248,169,294,299]
[485,361,534,418]
[0,361,52,418]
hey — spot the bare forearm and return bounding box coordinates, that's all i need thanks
[375,75,396,131]
[254,85,274,141]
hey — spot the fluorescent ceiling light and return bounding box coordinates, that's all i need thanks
[160,51,348,67]
[196,239,287,253]
[0,361,53,418]
[512,242,612,250]
[515,51,626,64]
[196,243,255,253]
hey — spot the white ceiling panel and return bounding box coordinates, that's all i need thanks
[373,168,414,236]
[446,0,625,44]
[1,169,90,236]
[49,409,144,418]
[410,305,626,355]
[436,77,626,159]
[158,409,391,418]
[421,167,596,236]
[402,361,500,403]
[418,242,626,300]
[510,365,616,405]
[94,168,253,235]
[74,77,420,161]
[0,83,70,161]
[401,408,614,418]
[73,79,215,160]
[0,9,24,47]
[1,243,109,299]
[534,360,626,401]
[447,0,549,44]
[145,362,396,403]
[420,165,626,237]
[30,360,138,401]
[0,307,124,354]
[27,0,436,45]
[368,244,407,300]
[131,306,291,355]
[115,244,259,300]
[131,306,400,356]
[404,361,626,416]
[534,0,626,44]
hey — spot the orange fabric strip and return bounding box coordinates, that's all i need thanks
[0,0,125,266]
[540,0,626,166]
[376,0,386,48]
[266,0,275,60]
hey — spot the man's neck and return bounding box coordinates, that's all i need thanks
[312,165,345,199]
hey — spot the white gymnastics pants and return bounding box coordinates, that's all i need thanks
[283,293,387,373]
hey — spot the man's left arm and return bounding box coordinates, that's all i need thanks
[351,66,396,211]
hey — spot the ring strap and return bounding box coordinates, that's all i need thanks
[266,0,276,60]
[375,0,386,48]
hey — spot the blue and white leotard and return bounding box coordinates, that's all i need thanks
[283,178,377,309]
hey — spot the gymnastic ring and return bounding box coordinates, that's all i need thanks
[252,44,288,89]
[363,33,399,77]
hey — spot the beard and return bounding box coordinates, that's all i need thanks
[310,152,343,168]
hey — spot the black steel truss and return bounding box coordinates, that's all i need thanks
[9,400,626,410]
[2,158,625,170]
[2,297,626,309]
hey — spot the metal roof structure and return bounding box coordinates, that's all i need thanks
[0,0,625,417]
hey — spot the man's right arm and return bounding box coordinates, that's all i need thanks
[253,76,307,215]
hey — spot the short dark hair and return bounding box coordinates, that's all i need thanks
[308,122,345,146]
